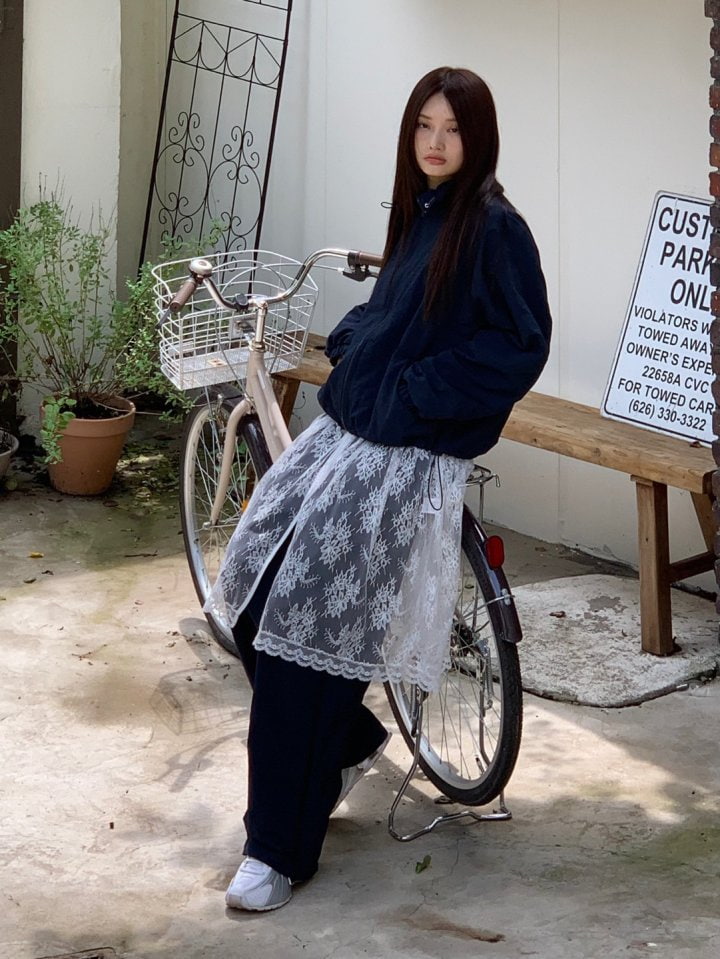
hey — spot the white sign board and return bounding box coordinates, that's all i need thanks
[602,192,713,445]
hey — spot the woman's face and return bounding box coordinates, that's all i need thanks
[414,92,464,188]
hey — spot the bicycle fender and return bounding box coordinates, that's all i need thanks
[462,508,523,645]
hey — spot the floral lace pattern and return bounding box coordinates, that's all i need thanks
[205,415,471,692]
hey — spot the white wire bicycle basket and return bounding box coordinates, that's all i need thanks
[152,250,319,391]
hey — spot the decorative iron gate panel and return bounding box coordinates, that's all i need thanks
[140,0,293,264]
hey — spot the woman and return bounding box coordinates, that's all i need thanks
[208,66,552,912]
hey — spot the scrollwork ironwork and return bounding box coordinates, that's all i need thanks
[140,0,293,265]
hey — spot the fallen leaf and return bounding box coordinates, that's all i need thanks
[415,854,432,873]
[28,551,43,559]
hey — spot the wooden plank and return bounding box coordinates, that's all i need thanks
[634,478,675,656]
[667,550,715,583]
[504,393,714,494]
[276,333,332,387]
[271,376,300,424]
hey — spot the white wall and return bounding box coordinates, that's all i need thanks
[22,0,122,227]
[259,0,711,584]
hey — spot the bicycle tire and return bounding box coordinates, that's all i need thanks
[179,396,271,656]
[384,507,523,806]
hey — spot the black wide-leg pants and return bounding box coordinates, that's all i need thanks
[232,562,387,883]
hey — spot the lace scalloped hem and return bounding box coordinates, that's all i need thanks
[253,630,450,694]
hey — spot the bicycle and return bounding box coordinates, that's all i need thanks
[153,248,524,840]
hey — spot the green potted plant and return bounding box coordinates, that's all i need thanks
[0,191,136,495]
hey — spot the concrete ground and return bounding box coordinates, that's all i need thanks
[2,417,720,959]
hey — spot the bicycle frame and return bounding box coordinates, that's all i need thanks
[209,347,288,525]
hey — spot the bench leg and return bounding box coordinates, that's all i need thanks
[633,477,675,656]
[272,378,300,424]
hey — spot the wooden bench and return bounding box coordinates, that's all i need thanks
[273,333,717,656]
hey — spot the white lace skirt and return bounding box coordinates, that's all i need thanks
[205,414,472,692]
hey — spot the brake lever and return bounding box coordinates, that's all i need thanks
[342,265,379,282]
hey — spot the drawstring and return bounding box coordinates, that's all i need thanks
[426,455,444,511]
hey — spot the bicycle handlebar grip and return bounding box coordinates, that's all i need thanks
[348,250,383,269]
[169,278,199,312]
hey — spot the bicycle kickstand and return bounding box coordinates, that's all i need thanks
[387,686,512,842]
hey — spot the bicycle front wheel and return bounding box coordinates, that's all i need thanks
[385,509,523,806]
[179,396,271,654]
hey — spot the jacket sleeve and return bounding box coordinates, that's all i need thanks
[402,210,552,421]
[325,302,368,366]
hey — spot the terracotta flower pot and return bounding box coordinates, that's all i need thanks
[46,395,135,496]
[0,430,19,480]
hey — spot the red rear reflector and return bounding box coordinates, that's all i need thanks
[485,535,505,569]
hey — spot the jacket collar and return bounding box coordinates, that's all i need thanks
[416,179,455,212]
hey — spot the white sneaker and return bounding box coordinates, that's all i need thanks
[225,857,292,911]
[332,731,391,813]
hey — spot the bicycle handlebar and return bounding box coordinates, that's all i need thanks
[167,248,383,315]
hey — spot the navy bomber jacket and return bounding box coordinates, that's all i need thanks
[317,183,552,460]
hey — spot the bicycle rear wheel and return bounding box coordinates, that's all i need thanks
[179,396,271,654]
[385,508,523,806]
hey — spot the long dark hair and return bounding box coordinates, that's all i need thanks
[383,67,504,317]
